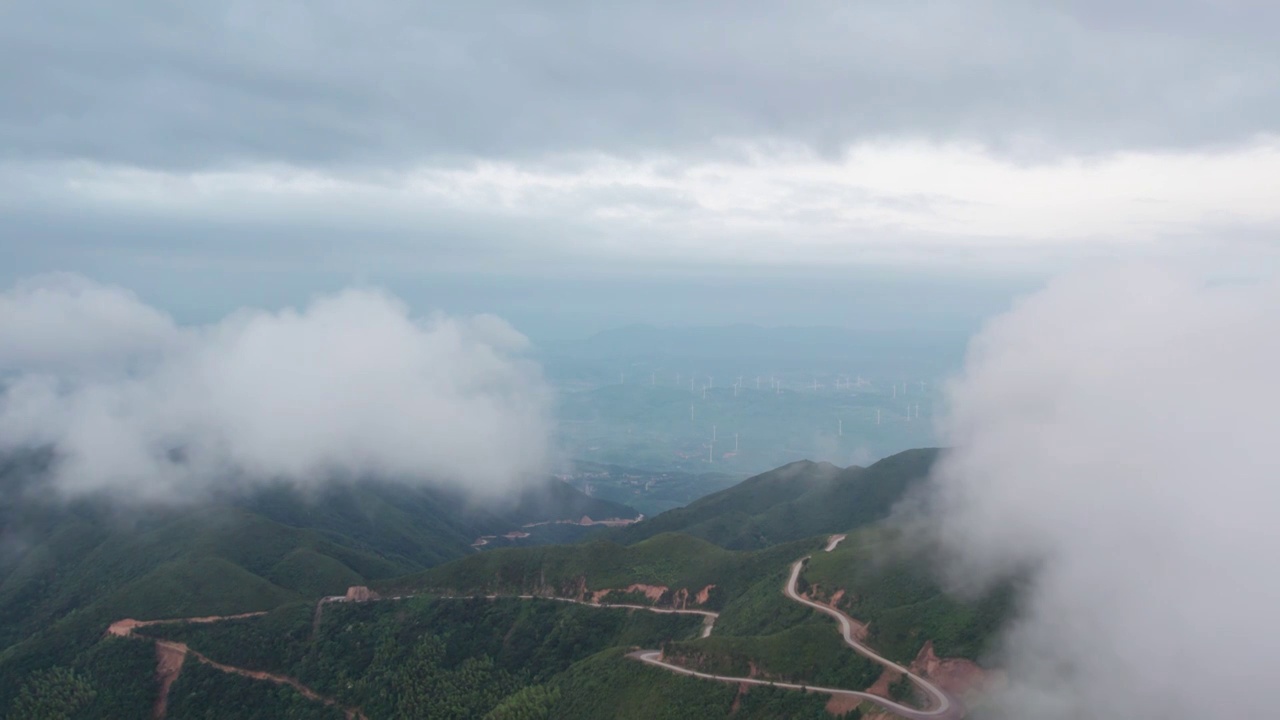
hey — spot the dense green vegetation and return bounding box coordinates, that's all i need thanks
[166,661,347,720]
[665,622,881,691]
[8,636,156,720]
[379,532,819,609]
[541,647,855,719]
[146,595,707,719]
[612,449,939,549]
[0,448,636,714]
[2,445,1015,718]
[801,527,1015,664]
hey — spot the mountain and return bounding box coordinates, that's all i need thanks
[1,447,1012,719]
[611,448,939,549]
[0,448,637,711]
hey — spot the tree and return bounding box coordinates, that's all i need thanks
[10,667,96,720]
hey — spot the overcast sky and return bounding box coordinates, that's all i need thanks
[3,1,1278,335]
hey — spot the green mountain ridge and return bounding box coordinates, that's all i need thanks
[2,447,1014,719]
[0,449,638,712]
[611,449,938,549]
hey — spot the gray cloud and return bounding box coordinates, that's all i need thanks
[2,1,1277,170]
[0,274,552,500]
[0,273,177,373]
[922,265,1280,718]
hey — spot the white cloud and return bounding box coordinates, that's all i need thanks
[926,265,1280,718]
[0,272,177,373]
[5,138,1279,273]
[0,275,552,500]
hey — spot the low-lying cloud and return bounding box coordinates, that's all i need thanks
[926,266,1280,718]
[0,274,552,500]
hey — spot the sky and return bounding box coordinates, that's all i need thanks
[3,1,1278,338]
[2,6,1280,716]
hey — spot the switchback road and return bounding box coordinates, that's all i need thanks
[630,535,963,719]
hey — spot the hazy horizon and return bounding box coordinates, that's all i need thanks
[3,2,1278,718]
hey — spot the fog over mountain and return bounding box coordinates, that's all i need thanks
[923,265,1280,719]
[0,274,552,500]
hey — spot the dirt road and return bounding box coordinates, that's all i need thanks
[108,612,366,719]
[109,533,958,719]
[631,535,964,720]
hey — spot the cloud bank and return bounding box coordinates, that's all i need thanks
[4,2,1277,168]
[927,266,1280,718]
[0,274,552,500]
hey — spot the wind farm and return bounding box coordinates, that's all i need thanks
[554,367,940,476]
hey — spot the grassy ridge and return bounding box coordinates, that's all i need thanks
[378,533,821,610]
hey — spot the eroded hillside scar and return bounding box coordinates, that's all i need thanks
[108,613,367,720]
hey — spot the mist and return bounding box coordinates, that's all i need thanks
[0,274,552,500]
[924,266,1280,718]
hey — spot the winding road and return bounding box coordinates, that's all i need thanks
[629,534,963,720]
[111,533,960,719]
[108,615,367,719]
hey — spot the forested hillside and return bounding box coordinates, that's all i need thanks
[1,447,1014,719]
[0,448,636,713]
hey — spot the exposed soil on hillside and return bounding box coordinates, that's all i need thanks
[803,584,868,641]
[825,692,866,716]
[108,612,366,719]
[107,612,268,638]
[865,666,902,700]
[910,641,997,700]
[591,583,668,603]
[695,584,716,604]
[153,641,187,719]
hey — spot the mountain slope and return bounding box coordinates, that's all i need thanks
[614,448,939,549]
[379,532,819,610]
[0,449,638,710]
